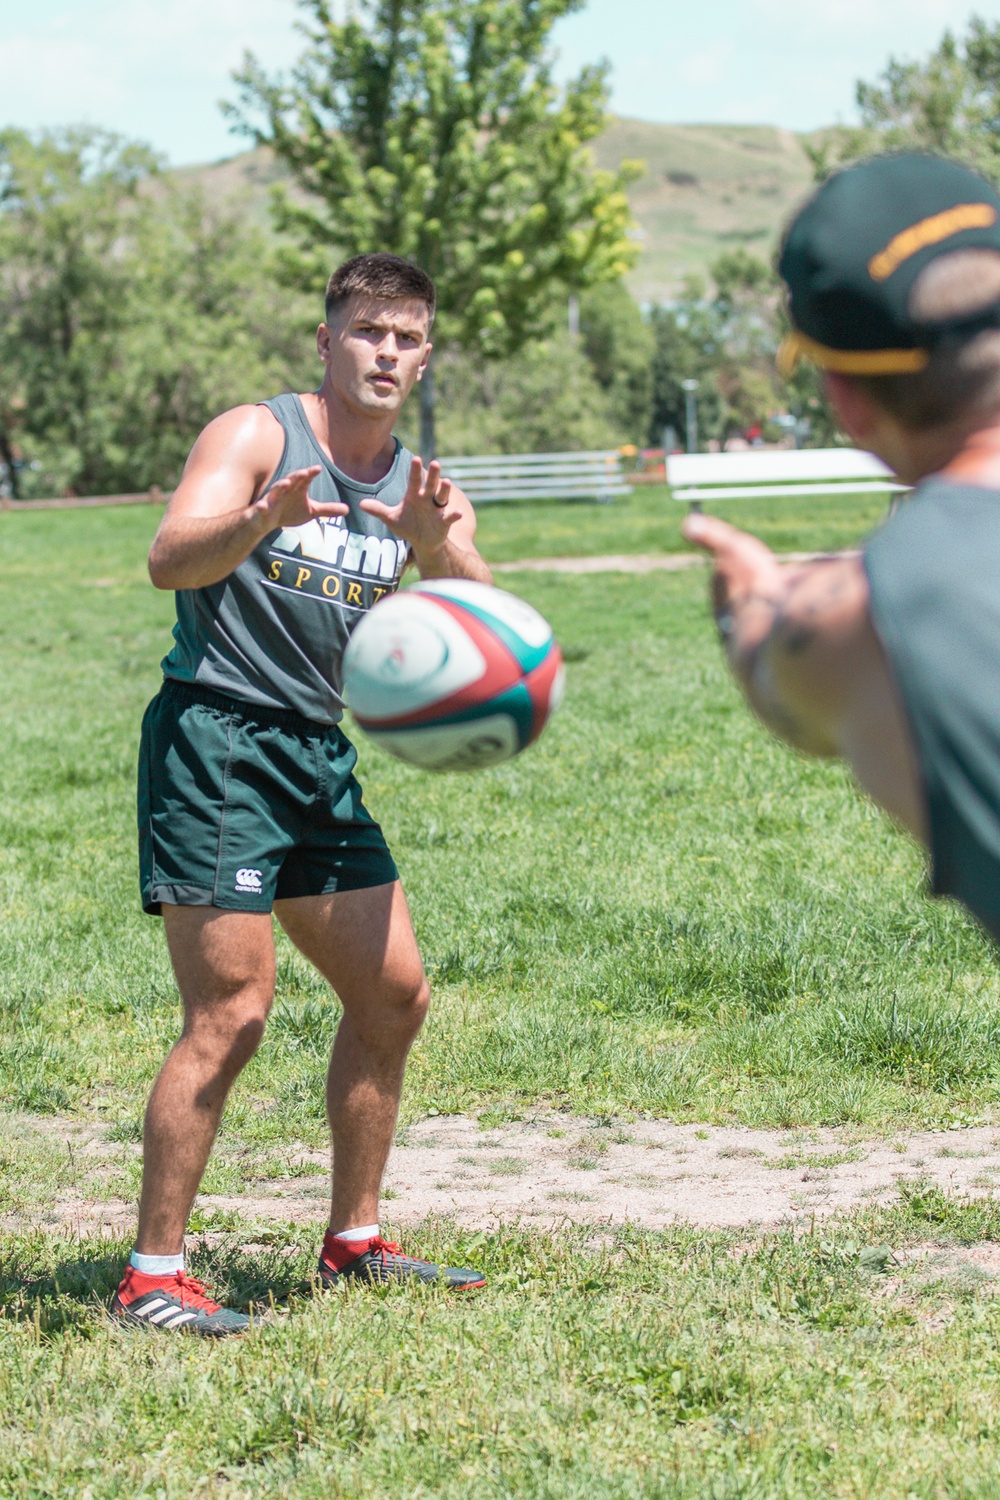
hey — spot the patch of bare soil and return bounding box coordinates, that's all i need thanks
[5,1113,1000,1240]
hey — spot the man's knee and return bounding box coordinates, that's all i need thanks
[183,987,274,1076]
[352,970,430,1045]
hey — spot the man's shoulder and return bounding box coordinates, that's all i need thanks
[196,402,286,467]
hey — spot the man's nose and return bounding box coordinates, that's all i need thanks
[376,338,400,362]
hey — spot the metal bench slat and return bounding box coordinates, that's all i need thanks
[673,480,907,502]
[440,450,622,466]
[667,447,895,486]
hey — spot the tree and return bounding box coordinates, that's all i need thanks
[0,127,156,497]
[228,0,641,456]
[0,127,316,498]
[648,251,837,449]
[809,18,1000,183]
[578,281,653,445]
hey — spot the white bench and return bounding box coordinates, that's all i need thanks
[667,447,906,510]
[439,450,631,505]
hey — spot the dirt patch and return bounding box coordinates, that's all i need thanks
[5,1112,1000,1239]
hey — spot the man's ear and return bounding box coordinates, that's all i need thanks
[317,323,332,363]
[416,340,433,381]
[823,373,879,446]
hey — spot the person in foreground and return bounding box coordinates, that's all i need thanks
[111,254,492,1337]
[685,152,1000,946]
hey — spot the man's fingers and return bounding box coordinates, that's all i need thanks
[684,512,761,555]
[683,512,779,572]
[275,465,322,492]
[431,476,452,510]
[309,501,349,518]
[358,496,397,522]
[405,456,426,497]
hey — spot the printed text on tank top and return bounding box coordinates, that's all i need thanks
[265,517,409,614]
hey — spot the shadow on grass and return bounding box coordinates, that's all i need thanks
[0,1232,315,1333]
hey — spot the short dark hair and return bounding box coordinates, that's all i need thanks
[854,248,1000,429]
[324,253,436,325]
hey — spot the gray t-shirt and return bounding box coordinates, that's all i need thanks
[162,393,413,724]
[865,476,1000,943]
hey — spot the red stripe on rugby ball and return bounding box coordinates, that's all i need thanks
[354,594,525,731]
[524,644,564,742]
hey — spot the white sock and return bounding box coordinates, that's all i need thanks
[332,1223,379,1242]
[130,1250,185,1276]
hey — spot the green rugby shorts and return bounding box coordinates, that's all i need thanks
[138,680,398,916]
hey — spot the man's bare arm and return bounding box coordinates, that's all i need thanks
[148,406,347,591]
[360,458,493,585]
[683,513,928,843]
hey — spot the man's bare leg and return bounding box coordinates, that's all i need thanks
[134,907,277,1254]
[275,880,428,1233]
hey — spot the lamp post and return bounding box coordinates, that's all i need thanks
[681,378,699,453]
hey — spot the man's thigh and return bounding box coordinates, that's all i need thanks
[274,882,424,1012]
[162,906,277,1016]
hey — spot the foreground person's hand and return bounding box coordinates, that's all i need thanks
[682,512,786,685]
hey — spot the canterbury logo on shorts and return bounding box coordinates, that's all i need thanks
[235,868,263,893]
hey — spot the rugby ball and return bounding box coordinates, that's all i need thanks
[342,580,564,771]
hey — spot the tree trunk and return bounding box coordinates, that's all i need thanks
[0,421,20,500]
[419,352,436,462]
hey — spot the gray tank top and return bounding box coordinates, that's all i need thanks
[162,393,413,724]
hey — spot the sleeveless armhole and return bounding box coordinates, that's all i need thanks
[255,399,292,500]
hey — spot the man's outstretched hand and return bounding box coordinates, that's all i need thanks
[359,457,462,557]
[252,465,348,532]
[682,512,786,682]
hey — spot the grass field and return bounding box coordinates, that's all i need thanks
[3,496,1000,1497]
[472,485,892,564]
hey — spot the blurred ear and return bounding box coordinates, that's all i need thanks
[823,373,881,447]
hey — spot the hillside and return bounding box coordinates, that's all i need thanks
[175,118,817,303]
[593,119,815,299]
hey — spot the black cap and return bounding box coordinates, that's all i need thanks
[778,152,1000,375]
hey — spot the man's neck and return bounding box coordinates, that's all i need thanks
[940,420,1000,488]
[299,384,399,485]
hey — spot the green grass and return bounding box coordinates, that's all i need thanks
[1,500,996,1141]
[3,499,1000,1496]
[7,1197,1000,1497]
[473,484,892,563]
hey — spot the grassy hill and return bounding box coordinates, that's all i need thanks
[593,119,815,299]
[176,118,817,303]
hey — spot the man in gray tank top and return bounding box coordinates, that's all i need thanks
[684,154,1000,954]
[113,255,492,1335]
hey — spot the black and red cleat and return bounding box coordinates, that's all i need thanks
[110,1266,251,1337]
[318,1232,486,1291]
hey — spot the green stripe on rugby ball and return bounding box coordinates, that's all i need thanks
[414,581,553,675]
[372,682,535,748]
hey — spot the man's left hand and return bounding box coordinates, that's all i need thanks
[359,457,462,557]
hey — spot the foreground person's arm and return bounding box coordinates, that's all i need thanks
[682,512,928,844]
[360,458,493,585]
[148,407,347,591]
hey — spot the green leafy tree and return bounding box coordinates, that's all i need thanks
[649,251,837,450]
[578,281,654,445]
[0,127,156,497]
[228,0,641,456]
[421,332,620,456]
[0,127,315,498]
[809,18,1000,183]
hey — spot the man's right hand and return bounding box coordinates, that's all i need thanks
[250,466,348,535]
[149,407,351,593]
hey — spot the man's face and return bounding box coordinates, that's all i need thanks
[318,295,432,419]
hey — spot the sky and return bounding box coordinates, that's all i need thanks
[2,0,1000,167]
